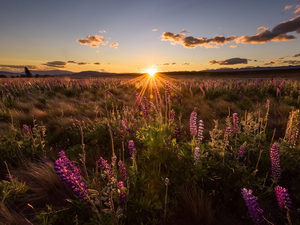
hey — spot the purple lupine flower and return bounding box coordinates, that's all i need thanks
[165,79,171,103]
[225,127,231,137]
[270,142,281,180]
[197,120,204,144]
[121,119,132,133]
[5,174,15,181]
[233,113,239,133]
[194,147,200,165]
[190,109,197,136]
[164,178,169,186]
[266,99,270,108]
[175,127,181,142]
[117,181,127,205]
[237,143,247,158]
[98,157,116,184]
[241,188,264,225]
[135,93,143,112]
[58,151,83,178]
[128,140,135,156]
[54,158,89,202]
[118,160,128,182]
[274,186,292,211]
[142,96,151,119]
[23,124,31,134]
[169,109,175,122]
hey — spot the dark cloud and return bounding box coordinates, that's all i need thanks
[42,61,67,68]
[282,60,300,65]
[163,63,170,65]
[182,63,190,65]
[94,62,101,65]
[77,35,104,48]
[77,62,89,65]
[171,63,176,65]
[0,65,38,69]
[209,58,248,65]
[67,61,76,64]
[293,53,300,57]
[161,32,237,48]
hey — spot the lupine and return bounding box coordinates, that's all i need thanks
[266,99,270,108]
[199,85,205,96]
[135,93,143,112]
[121,119,132,133]
[165,79,171,103]
[225,127,231,137]
[23,124,31,134]
[169,109,175,122]
[98,157,116,184]
[117,181,127,205]
[128,140,135,156]
[233,113,239,133]
[241,188,264,225]
[190,109,197,136]
[175,127,181,142]
[118,160,128,182]
[142,96,151,119]
[274,186,292,211]
[270,142,281,180]
[164,178,169,186]
[197,120,204,144]
[237,143,247,158]
[54,157,89,202]
[58,150,83,179]
[194,147,200,165]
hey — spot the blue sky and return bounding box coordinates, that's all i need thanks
[1,0,300,73]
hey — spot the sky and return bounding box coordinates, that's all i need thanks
[1,0,300,73]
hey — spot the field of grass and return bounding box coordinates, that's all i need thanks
[0,74,300,225]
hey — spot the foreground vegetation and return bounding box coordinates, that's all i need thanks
[0,75,300,224]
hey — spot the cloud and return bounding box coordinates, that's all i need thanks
[282,5,294,13]
[293,53,300,57]
[171,63,176,65]
[257,27,269,31]
[209,58,248,65]
[264,60,279,65]
[99,30,106,33]
[77,35,104,48]
[110,42,119,48]
[152,29,157,32]
[161,32,238,48]
[163,63,170,65]
[77,62,89,65]
[230,45,237,48]
[42,61,67,68]
[67,61,76,64]
[182,63,190,65]
[295,6,300,14]
[282,60,300,65]
[181,29,189,33]
[94,62,101,65]
[0,65,38,69]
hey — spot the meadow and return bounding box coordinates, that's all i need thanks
[0,74,299,225]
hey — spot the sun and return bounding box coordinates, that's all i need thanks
[146,68,157,77]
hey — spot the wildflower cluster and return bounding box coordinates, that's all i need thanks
[274,186,292,211]
[241,188,263,225]
[270,142,281,180]
[190,109,197,136]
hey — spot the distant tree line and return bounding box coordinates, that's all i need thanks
[0,67,53,78]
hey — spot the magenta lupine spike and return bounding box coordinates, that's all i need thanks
[190,109,197,136]
[135,93,143,112]
[118,160,128,182]
[233,113,239,133]
[170,109,175,122]
[197,120,204,144]
[121,119,132,133]
[241,188,264,225]
[225,127,231,137]
[164,178,169,186]
[274,186,292,211]
[194,147,200,165]
[142,96,151,119]
[270,142,281,180]
[54,158,89,202]
[175,127,181,142]
[237,143,247,158]
[117,181,127,205]
[128,140,135,156]
[58,151,83,178]
[23,124,31,134]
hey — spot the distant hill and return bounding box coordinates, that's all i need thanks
[0,70,73,76]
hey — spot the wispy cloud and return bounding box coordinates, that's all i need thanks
[282,5,294,14]
[0,65,38,69]
[110,42,119,48]
[182,63,190,65]
[77,35,105,48]
[99,30,106,33]
[94,62,101,65]
[67,61,76,64]
[230,45,237,48]
[152,29,157,32]
[209,58,248,65]
[295,5,300,14]
[77,62,89,65]
[42,61,67,68]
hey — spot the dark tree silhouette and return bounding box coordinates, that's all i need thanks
[24,67,32,77]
